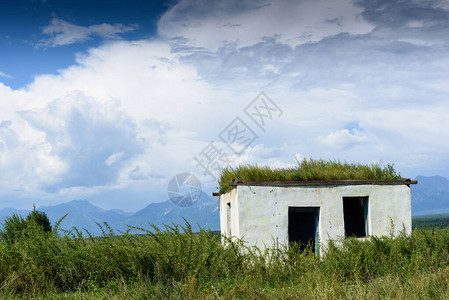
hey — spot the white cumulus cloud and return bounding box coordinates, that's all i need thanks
[317,129,369,150]
[17,91,144,192]
[1,0,449,210]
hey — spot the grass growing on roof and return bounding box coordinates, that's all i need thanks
[218,158,402,194]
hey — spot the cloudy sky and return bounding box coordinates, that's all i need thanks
[0,0,448,211]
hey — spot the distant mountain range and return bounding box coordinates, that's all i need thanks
[411,175,449,216]
[1,175,448,234]
[0,192,220,235]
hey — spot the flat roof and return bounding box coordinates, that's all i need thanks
[230,179,417,186]
[212,179,417,196]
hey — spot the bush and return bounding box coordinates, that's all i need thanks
[26,205,52,232]
[0,206,52,245]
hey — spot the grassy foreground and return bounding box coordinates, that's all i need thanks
[218,159,402,194]
[1,219,449,299]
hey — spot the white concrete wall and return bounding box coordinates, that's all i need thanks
[219,188,239,238]
[219,184,411,250]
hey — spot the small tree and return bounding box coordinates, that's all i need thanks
[26,205,52,232]
[0,205,52,244]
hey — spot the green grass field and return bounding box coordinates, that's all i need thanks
[413,213,449,230]
[1,213,449,299]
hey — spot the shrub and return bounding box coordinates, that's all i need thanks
[0,206,52,245]
[26,205,52,232]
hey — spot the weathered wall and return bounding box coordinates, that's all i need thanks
[219,188,239,238]
[219,184,411,250]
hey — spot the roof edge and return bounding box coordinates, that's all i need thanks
[229,179,417,187]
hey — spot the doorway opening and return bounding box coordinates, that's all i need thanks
[288,207,320,252]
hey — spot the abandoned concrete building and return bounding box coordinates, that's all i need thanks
[218,179,417,252]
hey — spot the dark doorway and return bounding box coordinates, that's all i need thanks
[288,207,319,252]
[343,197,368,237]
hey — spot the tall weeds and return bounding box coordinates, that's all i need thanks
[1,218,449,298]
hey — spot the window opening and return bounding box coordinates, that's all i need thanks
[343,197,368,237]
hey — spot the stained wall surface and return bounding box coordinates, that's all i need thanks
[219,185,412,250]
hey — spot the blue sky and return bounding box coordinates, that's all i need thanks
[1,0,449,211]
[0,0,167,88]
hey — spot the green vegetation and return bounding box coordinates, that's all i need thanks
[1,209,449,298]
[413,213,449,230]
[26,205,52,233]
[0,206,52,245]
[218,158,402,194]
